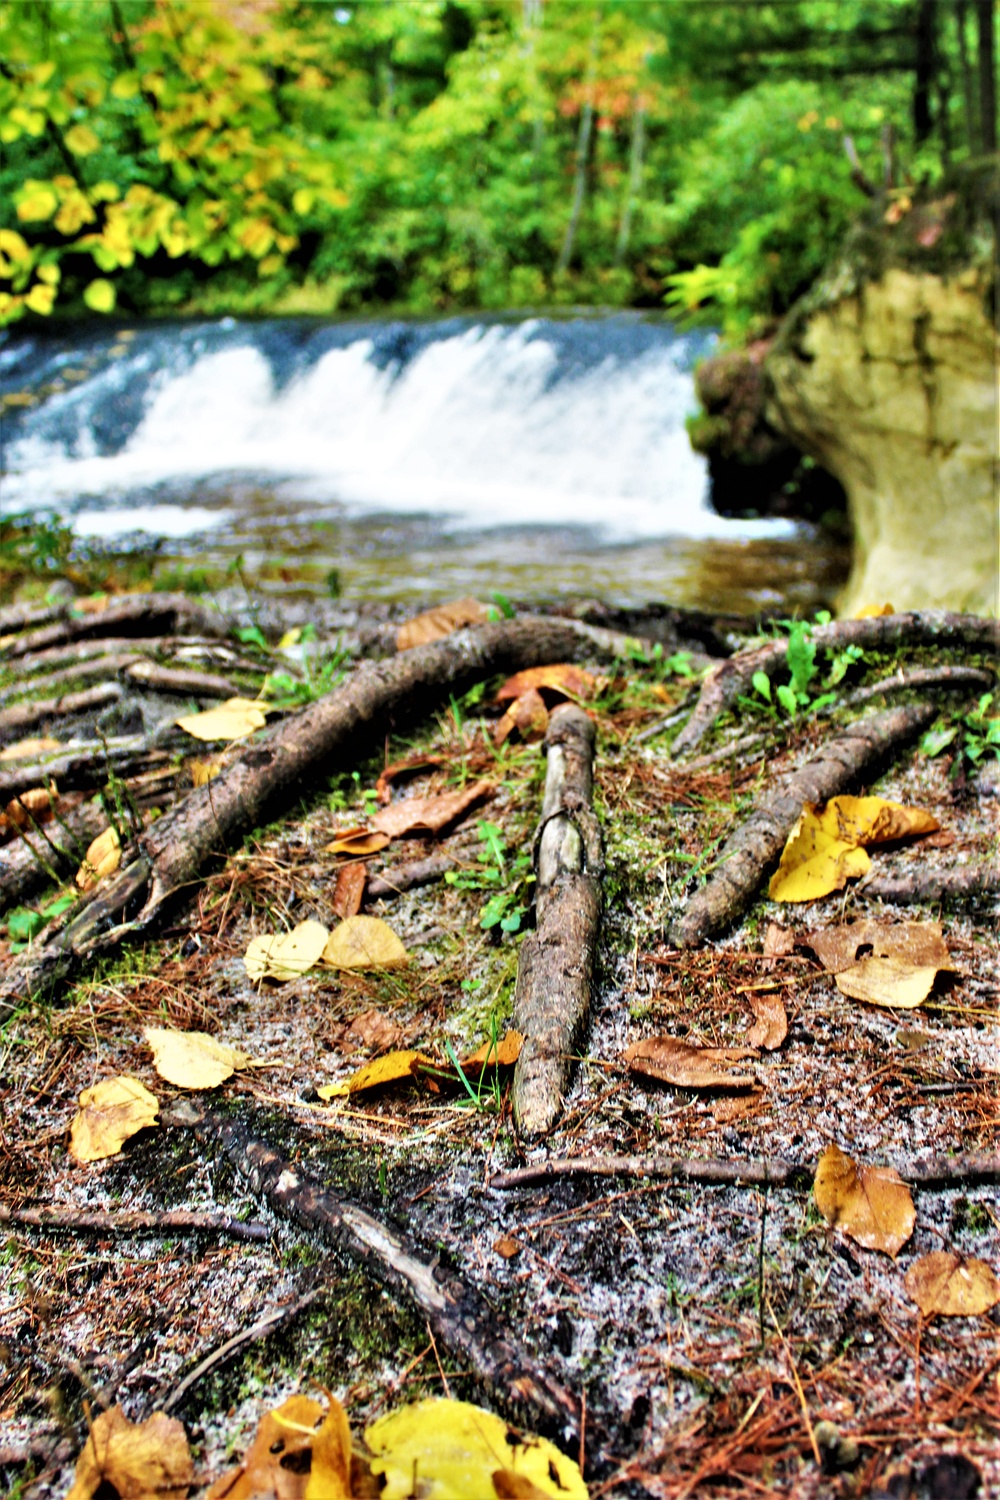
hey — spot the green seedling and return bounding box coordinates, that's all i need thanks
[444,819,534,933]
[921,692,1000,773]
[262,639,351,707]
[750,614,863,719]
[7,890,76,953]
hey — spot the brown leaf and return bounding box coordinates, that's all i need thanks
[813,1143,915,1257]
[67,1406,191,1500]
[495,663,598,703]
[463,1030,524,1069]
[396,598,489,651]
[206,1393,324,1500]
[373,779,495,839]
[803,920,954,974]
[304,1396,353,1500]
[745,993,788,1050]
[340,1007,403,1054]
[492,688,549,746]
[375,754,447,805]
[494,1236,522,1260]
[762,922,796,964]
[712,1092,763,1123]
[332,861,367,919]
[625,1036,755,1090]
[834,958,940,1010]
[324,827,391,857]
[4,785,56,830]
[904,1251,1000,1318]
[492,1472,555,1499]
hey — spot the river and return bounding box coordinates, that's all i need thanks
[0,313,846,614]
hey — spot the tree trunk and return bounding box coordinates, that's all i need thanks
[956,0,979,149]
[913,0,938,143]
[555,11,600,275]
[976,0,997,152]
[614,100,646,267]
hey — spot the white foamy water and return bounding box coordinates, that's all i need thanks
[3,318,792,543]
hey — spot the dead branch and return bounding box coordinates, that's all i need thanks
[365,840,480,901]
[0,617,624,1018]
[0,1204,271,1241]
[0,797,107,911]
[490,1151,1000,1192]
[513,704,603,1137]
[0,599,70,634]
[0,682,123,743]
[670,703,937,948]
[122,661,239,697]
[10,636,264,685]
[839,664,995,708]
[166,1099,584,1446]
[864,857,1000,905]
[0,593,229,661]
[671,612,1000,756]
[0,734,173,801]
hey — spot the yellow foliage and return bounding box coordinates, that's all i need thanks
[67,1406,191,1500]
[16,180,59,222]
[318,1050,433,1099]
[82,278,116,313]
[904,1251,1000,1318]
[24,282,56,315]
[76,825,122,891]
[69,1076,159,1163]
[813,1143,915,1258]
[176,697,269,741]
[144,1027,253,1089]
[65,122,101,155]
[321,915,409,970]
[769,795,939,903]
[245,919,331,983]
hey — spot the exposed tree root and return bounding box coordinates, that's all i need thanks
[0,735,173,801]
[864,858,1000,906]
[166,1100,585,1448]
[839,663,995,708]
[672,612,1000,755]
[490,1151,1000,1191]
[365,840,479,901]
[0,593,229,662]
[513,704,603,1137]
[0,682,123,743]
[670,703,937,948]
[0,1204,271,1241]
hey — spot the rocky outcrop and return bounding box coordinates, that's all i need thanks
[767,261,998,617]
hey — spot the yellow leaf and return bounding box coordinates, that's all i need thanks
[244,919,330,983]
[463,1030,524,1069]
[206,1394,323,1500]
[278,627,302,649]
[304,1396,353,1500]
[292,187,315,215]
[0,735,61,761]
[803,919,953,974]
[82,277,116,313]
[904,1251,1000,1318]
[67,1406,191,1500]
[144,1027,252,1089]
[25,281,56,316]
[853,602,895,618]
[65,123,101,155]
[323,827,391,856]
[69,1076,159,1163]
[0,227,30,261]
[321,915,409,970]
[364,1398,588,1500]
[829,794,940,846]
[396,598,490,651]
[834,958,940,1009]
[317,1049,433,1099]
[768,794,938,904]
[189,756,224,787]
[176,697,268,742]
[813,1143,915,1257]
[76,824,121,891]
[36,261,61,284]
[16,180,59,221]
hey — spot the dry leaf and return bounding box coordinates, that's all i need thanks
[396,598,489,651]
[74,594,110,615]
[492,688,549,747]
[67,1405,191,1500]
[339,1007,403,1054]
[324,827,391,857]
[364,1398,588,1500]
[0,735,61,761]
[144,1027,252,1089]
[762,922,796,964]
[769,795,939,903]
[176,697,268,742]
[496,663,599,704]
[376,754,447,805]
[305,1396,354,1500]
[625,1036,755,1090]
[245,919,330,983]
[373,779,495,839]
[69,1076,159,1163]
[189,756,224,787]
[712,1092,763,1123]
[332,862,367,919]
[834,958,941,1009]
[904,1251,1000,1317]
[853,602,895,618]
[321,915,409,970]
[206,1393,324,1500]
[4,785,56,829]
[745,993,788,1050]
[494,1236,522,1259]
[813,1143,915,1257]
[463,1030,524,1069]
[76,825,122,891]
[835,794,940,846]
[317,1049,433,1099]
[803,920,953,974]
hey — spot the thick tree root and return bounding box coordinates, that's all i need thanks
[0,797,109,912]
[167,1100,584,1448]
[0,735,173,801]
[670,703,937,948]
[490,1151,1000,1191]
[0,593,228,661]
[864,858,1000,906]
[671,612,1000,756]
[513,704,603,1137]
[0,682,123,744]
[0,618,621,1017]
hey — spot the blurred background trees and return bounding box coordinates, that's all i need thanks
[1,0,995,332]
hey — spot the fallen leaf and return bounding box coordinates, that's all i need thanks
[245,919,330,983]
[835,958,941,1009]
[853,602,895,617]
[769,795,939,903]
[176,697,269,742]
[803,920,954,974]
[376,754,447,805]
[0,735,61,761]
[189,756,225,787]
[495,664,598,703]
[364,1398,588,1500]
[463,1030,524,1069]
[305,1395,354,1500]
[206,1393,324,1500]
[493,1236,522,1259]
[813,1143,915,1257]
[762,922,796,964]
[745,993,788,1050]
[492,688,549,746]
[339,1007,403,1054]
[333,862,367,919]
[74,594,110,615]
[904,1251,1000,1317]
[321,915,409,970]
[69,1076,159,1163]
[67,1405,191,1500]
[625,1036,755,1090]
[396,598,489,651]
[324,827,391,857]
[144,1027,252,1089]
[373,780,495,839]
[712,1092,763,1123]
[317,1049,433,1099]
[76,825,122,891]
[4,785,56,829]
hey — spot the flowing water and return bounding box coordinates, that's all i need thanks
[1,314,847,613]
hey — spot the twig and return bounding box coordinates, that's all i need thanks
[864,858,1000,906]
[0,1204,272,1241]
[426,1321,453,1400]
[489,1151,1000,1191]
[839,664,994,708]
[765,1289,821,1466]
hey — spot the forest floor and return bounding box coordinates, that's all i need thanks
[0,588,997,1500]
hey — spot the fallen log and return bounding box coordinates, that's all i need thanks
[0,682,123,744]
[670,702,937,948]
[0,592,229,661]
[166,1099,584,1447]
[513,703,603,1137]
[0,617,622,1016]
[489,1151,1000,1191]
[672,612,1000,755]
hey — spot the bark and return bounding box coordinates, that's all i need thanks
[0,1205,270,1241]
[365,840,480,900]
[123,661,239,697]
[0,600,71,634]
[167,1100,584,1447]
[864,857,1000,905]
[0,653,146,704]
[614,100,646,266]
[0,618,615,1016]
[0,796,109,912]
[12,636,264,682]
[0,735,173,801]
[913,0,938,143]
[513,704,603,1136]
[0,682,123,743]
[670,703,938,948]
[839,663,995,708]
[956,0,979,148]
[0,593,228,661]
[671,612,1000,756]
[555,11,599,275]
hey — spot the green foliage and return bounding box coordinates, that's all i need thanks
[444,818,534,934]
[921,693,1000,773]
[750,614,865,719]
[7,890,76,953]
